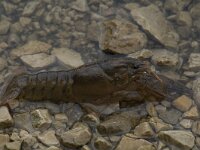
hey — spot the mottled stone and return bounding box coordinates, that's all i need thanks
[115,135,155,150]
[14,112,34,132]
[183,106,199,120]
[5,141,22,150]
[61,123,92,148]
[11,40,52,58]
[188,53,200,71]
[52,48,84,68]
[37,130,59,146]
[134,122,154,137]
[172,95,192,112]
[94,137,112,150]
[99,19,147,54]
[0,20,11,35]
[149,117,173,133]
[31,109,52,130]
[158,108,182,125]
[20,53,56,68]
[179,119,193,129]
[158,130,195,150]
[131,4,179,48]
[0,106,13,128]
[0,134,9,149]
[151,49,180,67]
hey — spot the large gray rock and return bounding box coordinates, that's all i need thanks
[37,130,59,146]
[52,48,84,68]
[115,135,155,150]
[158,130,195,150]
[11,40,52,58]
[131,4,179,49]
[20,53,56,69]
[61,123,92,148]
[99,19,147,54]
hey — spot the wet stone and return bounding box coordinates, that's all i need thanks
[0,134,10,149]
[131,4,179,49]
[31,109,52,130]
[94,137,112,150]
[97,115,132,135]
[37,130,59,146]
[134,122,154,138]
[183,106,199,120]
[158,130,195,150]
[151,49,180,68]
[61,123,92,148]
[99,19,147,54]
[52,48,84,68]
[0,20,11,35]
[82,113,100,125]
[179,119,193,129]
[10,40,52,58]
[115,135,155,150]
[172,95,192,112]
[0,106,14,129]
[20,53,56,69]
[5,141,22,150]
[158,108,182,125]
[190,2,200,19]
[149,117,173,133]
[188,53,200,71]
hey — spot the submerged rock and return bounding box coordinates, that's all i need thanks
[99,19,147,54]
[158,130,195,150]
[131,4,179,49]
[61,123,92,148]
